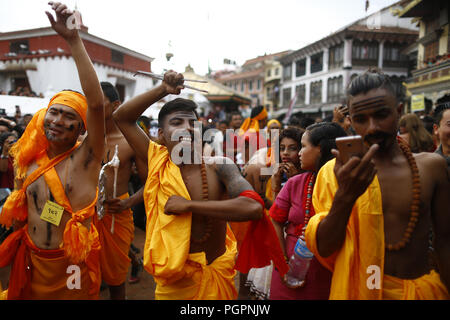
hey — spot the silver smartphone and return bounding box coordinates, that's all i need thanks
[335,135,364,163]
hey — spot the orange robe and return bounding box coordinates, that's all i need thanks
[305,159,449,300]
[0,146,101,299]
[143,140,237,300]
[94,193,134,286]
[0,226,100,300]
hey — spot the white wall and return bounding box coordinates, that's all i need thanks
[1,56,156,104]
[0,95,48,116]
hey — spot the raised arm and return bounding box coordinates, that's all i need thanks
[164,157,263,221]
[46,2,104,161]
[113,71,184,164]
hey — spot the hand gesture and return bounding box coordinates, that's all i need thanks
[45,2,79,41]
[332,143,379,202]
[164,195,191,215]
[283,162,300,178]
[103,198,129,214]
[162,71,185,95]
[332,105,348,124]
[271,163,285,192]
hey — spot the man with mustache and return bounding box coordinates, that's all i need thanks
[112,71,288,299]
[0,2,105,299]
[305,69,450,299]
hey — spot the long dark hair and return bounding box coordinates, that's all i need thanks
[276,127,304,163]
[306,122,347,171]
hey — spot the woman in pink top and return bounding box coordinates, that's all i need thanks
[269,122,347,300]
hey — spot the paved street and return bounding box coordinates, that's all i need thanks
[99,226,156,300]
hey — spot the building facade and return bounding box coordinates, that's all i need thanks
[276,1,419,120]
[400,0,450,111]
[215,51,290,112]
[0,26,155,104]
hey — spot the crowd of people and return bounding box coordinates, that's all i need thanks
[0,2,449,301]
[0,86,44,98]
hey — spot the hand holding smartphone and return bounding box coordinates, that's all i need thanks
[335,135,365,164]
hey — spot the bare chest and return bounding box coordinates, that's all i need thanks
[181,164,225,201]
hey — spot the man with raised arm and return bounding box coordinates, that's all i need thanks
[113,71,287,300]
[0,2,105,300]
[305,70,450,300]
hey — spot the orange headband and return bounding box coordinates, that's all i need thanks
[253,108,268,121]
[239,107,268,135]
[47,90,88,128]
[10,90,88,179]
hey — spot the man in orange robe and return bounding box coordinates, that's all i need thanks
[93,82,147,299]
[305,70,450,299]
[0,2,105,300]
[113,71,287,299]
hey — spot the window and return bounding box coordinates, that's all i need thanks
[295,84,306,104]
[424,41,439,62]
[275,67,279,76]
[295,59,306,77]
[352,40,378,62]
[329,44,344,69]
[310,80,322,104]
[384,44,400,61]
[310,52,323,73]
[267,69,271,77]
[283,64,292,81]
[282,87,292,107]
[241,81,245,92]
[111,49,124,64]
[327,76,343,103]
[10,40,29,54]
[257,79,261,90]
[249,80,253,92]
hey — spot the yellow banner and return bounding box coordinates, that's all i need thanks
[411,94,425,112]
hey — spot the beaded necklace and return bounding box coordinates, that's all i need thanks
[386,141,421,251]
[190,161,213,244]
[299,172,316,240]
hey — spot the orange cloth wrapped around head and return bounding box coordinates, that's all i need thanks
[0,90,87,227]
[10,90,87,180]
[239,107,268,136]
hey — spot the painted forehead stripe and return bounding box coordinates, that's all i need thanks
[351,101,388,113]
[351,95,387,108]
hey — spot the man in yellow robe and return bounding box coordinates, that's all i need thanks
[305,70,450,300]
[113,71,270,300]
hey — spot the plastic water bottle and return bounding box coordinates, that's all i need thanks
[285,237,314,288]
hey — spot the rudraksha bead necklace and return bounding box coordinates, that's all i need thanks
[386,141,421,251]
[190,161,213,244]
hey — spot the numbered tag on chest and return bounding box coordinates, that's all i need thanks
[40,200,65,226]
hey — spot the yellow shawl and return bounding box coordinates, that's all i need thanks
[143,140,237,299]
[305,159,449,300]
